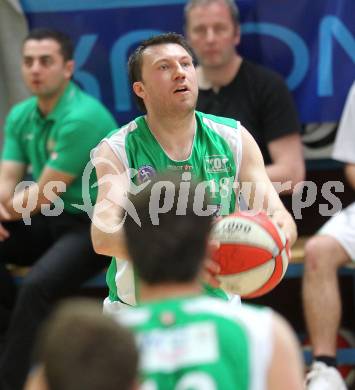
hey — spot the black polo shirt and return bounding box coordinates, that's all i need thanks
[197,59,301,164]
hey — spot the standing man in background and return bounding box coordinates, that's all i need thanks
[0,28,117,390]
[184,0,305,191]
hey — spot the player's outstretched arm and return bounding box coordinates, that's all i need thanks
[239,127,297,246]
[268,312,304,390]
[91,141,129,259]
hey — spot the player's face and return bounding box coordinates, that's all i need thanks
[134,43,198,116]
[186,1,240,69]
[22,39,73,99]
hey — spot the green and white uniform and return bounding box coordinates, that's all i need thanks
[2,82,117,212]
[99,112,242,307]
[117,295,273,390]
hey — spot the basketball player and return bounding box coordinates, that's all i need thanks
[113,173,304,390]
[91,33,297,308]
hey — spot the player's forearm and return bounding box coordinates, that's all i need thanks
[0,183,14,202]
[0,191,12,205]
[0,180,19,204]
[91,216,129,259]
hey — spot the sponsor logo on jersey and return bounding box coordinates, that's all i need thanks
[167,164,193,172]
[138,322,218,371]
[204,155,230,173]
[138,164,156,183]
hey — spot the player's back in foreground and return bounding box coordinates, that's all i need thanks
[114,173,304,390]
[120,294,303,390]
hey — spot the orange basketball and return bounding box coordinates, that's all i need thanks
[211,211,289,298]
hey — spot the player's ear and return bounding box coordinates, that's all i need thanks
[64,59,75,80]
[133,81,145,100]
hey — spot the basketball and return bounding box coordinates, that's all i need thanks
[211,211,289,298]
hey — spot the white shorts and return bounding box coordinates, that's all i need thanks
[319,202,355,261]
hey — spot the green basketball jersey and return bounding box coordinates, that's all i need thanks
[101,112,242,305]
[117,296,273,390]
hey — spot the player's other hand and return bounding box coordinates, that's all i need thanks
[271,210,297,247]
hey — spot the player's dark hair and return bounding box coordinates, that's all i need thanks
[24,28,74,61]
[32,299,138,390]
[128,32,194,112]
[124,173,213,284]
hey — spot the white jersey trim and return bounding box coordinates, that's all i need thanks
[114,306,152,327]
[91,120,138,183]
[105,120,137,171]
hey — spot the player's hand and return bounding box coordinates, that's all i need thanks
[201,240,221,288]
[271,210,297,246]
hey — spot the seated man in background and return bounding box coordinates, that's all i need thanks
[116,173,304,390]
[0,28,117,390]
[302,83,355,390]
[24,299,138,390]
[184,0,305,192]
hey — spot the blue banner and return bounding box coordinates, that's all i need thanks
[21,0,355,124]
